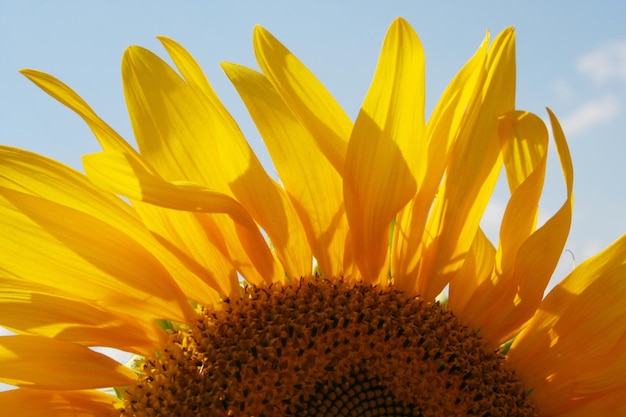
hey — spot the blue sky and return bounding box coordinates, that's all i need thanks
[1,2,625,302]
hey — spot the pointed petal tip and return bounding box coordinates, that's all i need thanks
[156,35,180,49]
[389,16,414,31]
[253,24,276,46]
[121,45,155,72]
[219,61,234,71]
[488,26,514,36]
[121,46,134,62]
[500,26,516,40]
[122,44,152,59]
[220,62,248,79]
[19,68,46,80]
[122,45,137,57]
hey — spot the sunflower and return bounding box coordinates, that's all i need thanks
[1,17,625,416]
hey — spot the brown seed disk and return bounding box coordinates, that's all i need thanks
[120,277,537,417]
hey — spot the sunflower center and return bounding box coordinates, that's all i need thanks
[120,278,537,416]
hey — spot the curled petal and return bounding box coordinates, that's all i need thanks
[449,110,573,346]
[509,233,626,415]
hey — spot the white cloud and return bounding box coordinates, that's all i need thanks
[560,95,620,137]
[580,240,606,261]
[552,78,577,102]
[577,41,626,84]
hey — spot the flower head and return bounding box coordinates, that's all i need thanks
[1,17,625,416]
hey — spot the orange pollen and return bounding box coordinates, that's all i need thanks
[120,277,537,416]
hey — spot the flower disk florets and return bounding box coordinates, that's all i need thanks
[121,278,537,416]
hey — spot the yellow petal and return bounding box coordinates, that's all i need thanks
[0,389,119,417]
[558,395,626,417]
[83,150,282,285]
[222,63,350,277]
[392,32,490,290]
[20,69,140,157]
[413,27,516,300]
[0,335,136,389]
[344,17,424,282]
[508,233,626,415]
[447,228,496,313]
[157,36,223,108]
[130,203,240,300]
[496,111,548,269]
[84,151,256,223]
[0,147,193,324]
[0,285,165,354]
[122,45,310,278]
[19,68,230,301]
[448,110,572,346]
[485,110,572,342]
[253,26,351,176]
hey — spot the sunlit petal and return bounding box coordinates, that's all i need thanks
[0,147,193,324]
[509,233,626,415]
[223,63,350,277]
[122,44,310,279]
[448,110,573,346]
[253,26,351,176]
[0,335,135,389]
[83,150,282,286]
[20,70,142,158]
[19,70,232,300]
[392,32,490,290]
[0,285,165,354]
[414,27,516,300]
[0,389,120,417]
[8,19,625,416]
[344,17,424,282]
